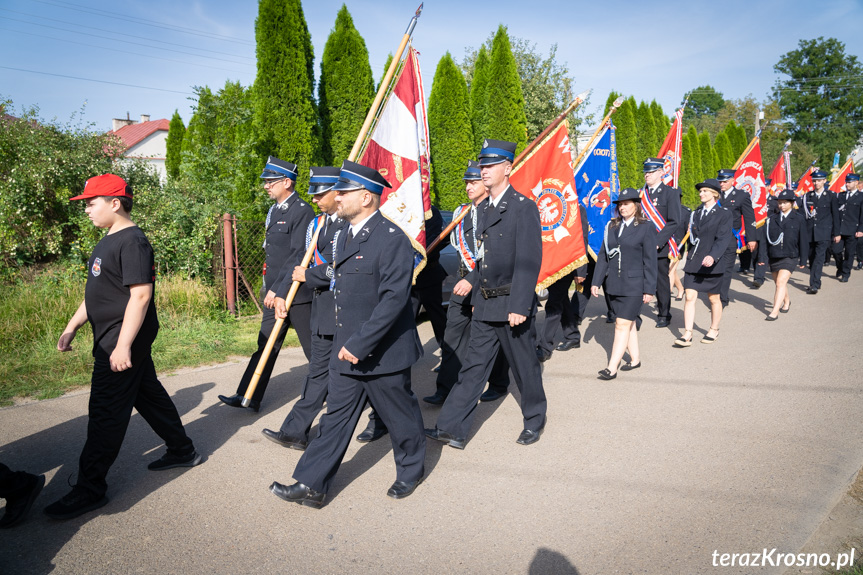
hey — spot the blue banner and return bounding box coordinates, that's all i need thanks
[575,121,619,258]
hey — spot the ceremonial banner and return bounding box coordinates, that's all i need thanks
[573,121,619,259]
[796,166,815,196]
[509,121,588,290]
[829,159,856,193]
[733,138,768,230]
[359,47,432,276]
[657,107,684,187]
[767,148,792,195]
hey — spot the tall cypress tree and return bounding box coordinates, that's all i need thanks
[686,126,702,186]
[724,120,746,162]
[428,53,474,211]
[165,110,185,180]
[253,0,320,197]
[680,133,699,207]
[636,101,657,160]
[614,97,639,189]
[377,53,394,91]
[712,148,721,176]
[650,99,670,153]
[604,91,621,116]
[469,45,491,153]
[714,132,735,169]
[698,131,715,181]
[319,5,374,165]
[484,25,528,154]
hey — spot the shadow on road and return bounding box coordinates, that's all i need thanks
[529,548,581,574]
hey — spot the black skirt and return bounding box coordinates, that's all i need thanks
[608,294,642,321]
[769,257,797,273]
[683,272,723,293]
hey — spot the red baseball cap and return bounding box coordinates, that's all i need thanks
[69,174,132,200]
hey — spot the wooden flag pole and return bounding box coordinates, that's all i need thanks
[570,96,624,171]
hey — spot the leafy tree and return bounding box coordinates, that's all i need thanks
[698,131,716,181]
[714,131,734,169]
[636,101,657,160]
[253,0,320,197]
[682,85,725,122]
[165,110,185,180]
[650,99,669,153]
[613,97,639,189]
[773,37,863,165]
[427,52,474,210]
[319,5,375,165]
[469,45,491,152]
[484,25,528,154]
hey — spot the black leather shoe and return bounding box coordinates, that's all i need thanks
[218,394,243,407]
[856,263,863,270]
[535,347,553,362]
[262,429,308,450]
[556,340,580,352]
[605,314,616,323]
[840,276,849,283]
[480,388,506,402]
[516,419,545,445]
[619,361,641,371]
[598,368,617,380]
[387,478,423,499]
[0,473,44,528]
[44,487,108,520]
[422,391,448,405]
[751,280,764,289]
[424,428,466,449]
[655,317,670,328]
[356,427,388,443]
[269,482,325,508]
[806,287,818,295]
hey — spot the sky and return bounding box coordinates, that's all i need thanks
[1,0,862,133]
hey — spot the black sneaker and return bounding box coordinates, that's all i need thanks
[44,487,108,520]
[0,473,45,528]
[147,450,203,471]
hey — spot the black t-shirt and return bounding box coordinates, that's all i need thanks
[85,226,159,356]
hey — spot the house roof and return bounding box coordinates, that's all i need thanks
[109,119,169,149]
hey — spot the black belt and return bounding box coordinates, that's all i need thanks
[480,284,511,299]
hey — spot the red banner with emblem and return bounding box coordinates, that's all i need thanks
[767,149,791,195]
[829,159,856,193]
[796,166,815,196]
[733,138,768,228]
[657,107,684,188]
[509,121,588,290]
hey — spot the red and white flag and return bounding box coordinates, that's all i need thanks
[796,166,815,196]
[767,145,792,195]
[829,158,856,193]
[359,47,432,275]
[733,138,768,227]
[657,107,684,188]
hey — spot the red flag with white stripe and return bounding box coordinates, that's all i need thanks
[657,107,684,187]
[829,159,856,193]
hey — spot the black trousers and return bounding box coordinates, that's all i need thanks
[738,249,752,272]
[857,235,863,264]
[0,463,32,498]
[436,316,547,440]
[655,256,671,320]
[278,333,333,442]
[292,367,426,494]
[808,239,830,289]
[538,271,580,353]
[834,235,858,278]
[752,229,768,282]
[435,298,510,397]
[77,348,193,497]
[411,267,448,347]
[236,301,312,403]
[719,243,738,305]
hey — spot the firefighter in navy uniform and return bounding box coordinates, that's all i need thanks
[218,156,315,412]
[798,170,840,294]
[423,161,510,406]
[750,179,779,289]
[641,158,682,328]
[716,168,757,306]
[834,173,863,282]
[269,161,426,506]
[426,139,547,449]
[261,167,347,449]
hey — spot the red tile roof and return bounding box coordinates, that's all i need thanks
[109,119,169,149]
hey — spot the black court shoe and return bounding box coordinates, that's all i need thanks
[597,368,617,380]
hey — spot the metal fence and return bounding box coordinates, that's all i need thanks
[215,214,267,316]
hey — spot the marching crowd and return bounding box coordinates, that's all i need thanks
[1,139,860,523]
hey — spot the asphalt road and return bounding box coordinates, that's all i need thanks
[1,268,862,575]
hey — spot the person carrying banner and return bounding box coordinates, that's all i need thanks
[640,158,682,328]
[764,189,807,320]
[797,170,840,294]
[674,179,733,347]
[261,167,348,450]
[590,188,657,379]
[426,139,547,449]
[423,161,510,406]
[218,157,314,412]
[270,161,426,506]
[857,176,863,270]
[833,173,863,283]
[716,169,757,306]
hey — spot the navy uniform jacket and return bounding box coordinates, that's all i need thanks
[574,205,589,277]
[415,205,446,289]
[643,182,682,257]
[797,190,840,242]
[836,190,863,236]
[267,193,315,304]
[719,187,756,241]
[765,210,807,265]
[450,203,480,307]
[683,205,733,275]
[468,186,542,322]
[331,211,422,375]
[592,219,658,296]
[302,215,347,337]
[676,204,693,249]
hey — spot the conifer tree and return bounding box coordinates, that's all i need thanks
[613,97,639,189]
[469,45,491,152]
[484,26,528,153]
[686,126,702,187]
[428,53,474,210]
[165,110,185,180]
[680,133,700,207]
[712,148,721,176]
[636,101,657,160]
[698,131,715,181]
[253,0,320,197]
[724,120,747,162]
[650,100,670,153]
[714,132,735,169]
[604,91,621,116]
[319,5,374,165]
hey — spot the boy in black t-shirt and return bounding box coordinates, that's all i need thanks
[44,174,202,520]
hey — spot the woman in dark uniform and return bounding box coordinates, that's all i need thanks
[674,179,732,347]
[591,188,658,379]
[764,188,807,320]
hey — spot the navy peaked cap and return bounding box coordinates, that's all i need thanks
[845,173,860,182]
[331,160,392,195]
[260,156,297,180]
[478,139,516,166]
[308,166,341,195]
[716,169,736,181]
[463,160,482,181]
[811,170,828,180]
[643,157,664,173]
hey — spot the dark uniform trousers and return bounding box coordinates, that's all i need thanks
[644,183,682,321]
[718,188,757,305]
[78,347,193,497]
[834,191,863,279]
[411,206,448,346]
[278,332,332,441]
[799,190,839,290]
[538,271,581,353]
[809,240,831,288]
[834,236,858,278]
[0,464,32,497]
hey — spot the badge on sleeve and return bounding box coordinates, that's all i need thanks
[91,257,102,277]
